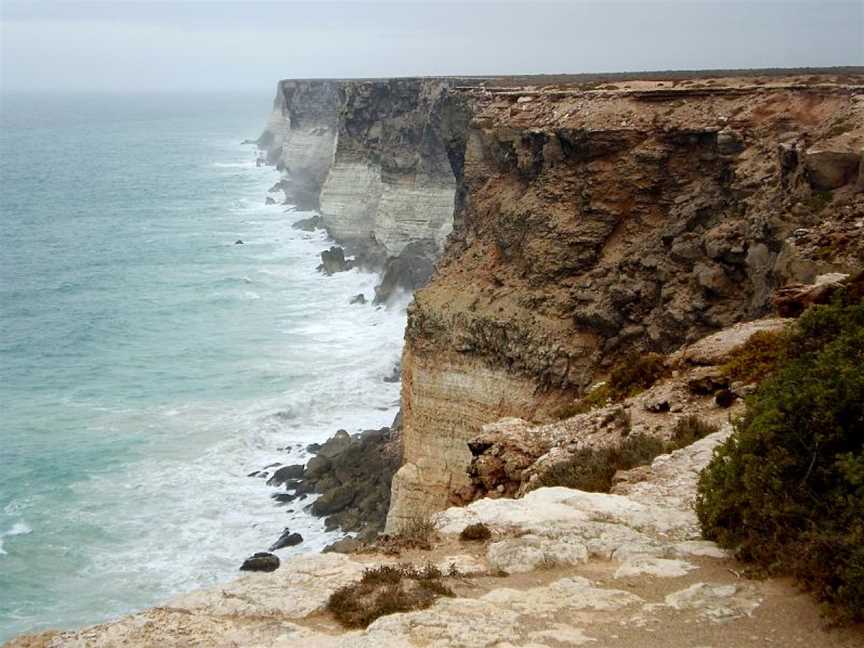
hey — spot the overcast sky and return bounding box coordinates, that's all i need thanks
[1,1,861,93]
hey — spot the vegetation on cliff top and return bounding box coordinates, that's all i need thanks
[696,296,864,621]
[535,415,718,493]
[556,352,667,418]
[327,563,454,628]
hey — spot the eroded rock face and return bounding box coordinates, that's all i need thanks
[389,75,864,530]
[260,78,473,294]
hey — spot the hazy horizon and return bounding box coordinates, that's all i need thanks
[1,1,862,94]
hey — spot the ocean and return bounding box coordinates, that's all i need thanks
[0,92,405,642]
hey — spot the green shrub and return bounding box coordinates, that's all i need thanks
[721,329,789,384]
[559,353,667,418]
[608,352,666,398]
[535,433,668,493]
[327,563,454,628]
[696,298,864,621]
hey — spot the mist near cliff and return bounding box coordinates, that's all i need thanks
[1,0,862,93]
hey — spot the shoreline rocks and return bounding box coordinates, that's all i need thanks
[239,552,279,572]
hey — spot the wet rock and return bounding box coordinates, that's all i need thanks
[291,214,323,231]
[269,529,303,551]
[383,362,400,383]
[270,492,296,504]
[265,196,276,205]
[266,464,305,487]
[349,293,367,305]
[234,240,244,245]
[239,552,279,572]
[311,485,356,516]
[304,455,332,478]
[373,240,436,304]
[318,246,352,275]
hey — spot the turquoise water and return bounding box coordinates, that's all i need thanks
[0,93,404,641]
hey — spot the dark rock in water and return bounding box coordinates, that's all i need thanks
[269,529,303,551]
[263,462,281,469]
[265,196,276,205]
[323,537,363,554]
[247,470,260,478]
[270,492,296,504]
[240,552,279,572]
[383,362,401,383]
[350,293,367,305]
[317,430,351,458]
[373,240,436,304]
[306,442,322,454]
[292,214,324,232]
[241,139,257,145]
[318,246,352,275]
[266,464,305,487]
[292,426,401,534]
[234,240,244,245]
[304,454,332,478]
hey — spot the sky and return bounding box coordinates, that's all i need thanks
[0,0,861,93]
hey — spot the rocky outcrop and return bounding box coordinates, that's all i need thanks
[388,73,864,531]
[18,431,864,647]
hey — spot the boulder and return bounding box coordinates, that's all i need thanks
[269,529,303,551]
[322,537,363,554]
[373,240,437,304]
[266,464,305,487]
[803,148,861,190]
[318,246,351,275]
[349,293,367,305]
[772,273,849,317]
[292,214,323,231]
[239,552,279,572]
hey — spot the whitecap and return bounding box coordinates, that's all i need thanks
[0,521,33,556]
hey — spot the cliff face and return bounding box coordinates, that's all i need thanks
[262,72,863,532]
[386,74,864,530]
[260,78,472,287]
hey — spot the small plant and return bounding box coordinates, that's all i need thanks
[563,353,667,417]
[607,352,666,398]
[327,563,454,628]
[534,433,668,493]
[459,522,492,542]
[721,329,788,384]
[669,415,719,448]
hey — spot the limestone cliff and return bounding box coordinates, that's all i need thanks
[260,78,472,293]
[387,73,864,530]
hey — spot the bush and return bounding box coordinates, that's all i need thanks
[608,352,666,398]
[558,353,667,418]
[459,522,492,542]
[327,563,454,628]
[535,433,668,493]
[696,298,864,621]
[670,415,719,448]
[721,329,789,384]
